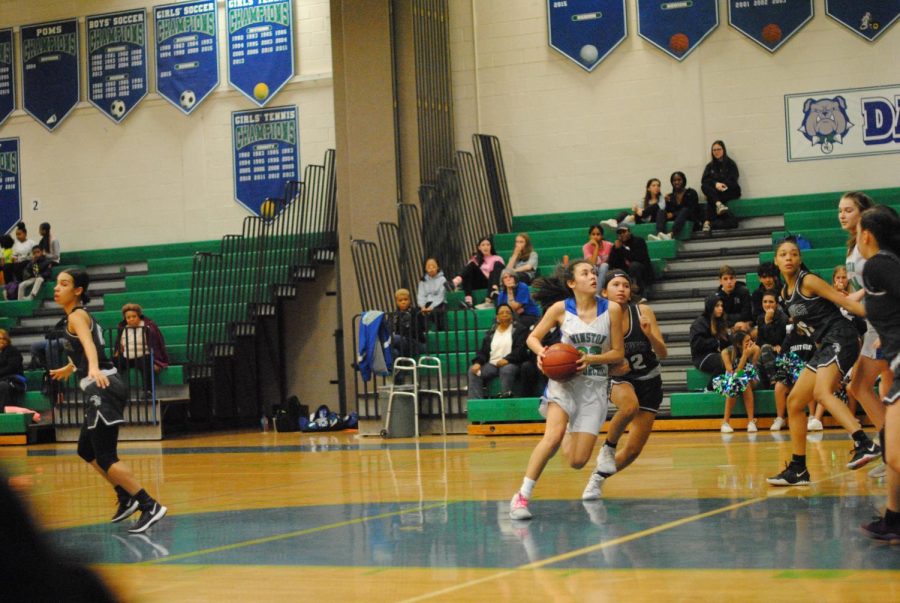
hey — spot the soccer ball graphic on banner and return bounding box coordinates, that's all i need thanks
[179,90,197,111]
[110,99,126,119]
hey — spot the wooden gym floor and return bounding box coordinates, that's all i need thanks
[2,428,898,602]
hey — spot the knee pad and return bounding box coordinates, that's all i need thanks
[95,452,120,472]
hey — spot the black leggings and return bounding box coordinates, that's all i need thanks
[77,423,120,469]
[458,262,505,297]
[703,186,741,221]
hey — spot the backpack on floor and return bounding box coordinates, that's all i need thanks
[273,396,307,432]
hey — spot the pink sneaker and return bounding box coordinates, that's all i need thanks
[509,492,533,520]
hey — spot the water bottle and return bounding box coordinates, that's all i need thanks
[260,416,269,432]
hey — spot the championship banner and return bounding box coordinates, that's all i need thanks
[0,138,21,236]
[20,19,80,131]
[226,0,294,106]
[154,0,219,115]
[86,9,148,124]
[785,84,900,162]
[547,0,627,72]
[728,0,813,53]
[0,29,14,126]
[826,1,900,42]
[637,0,719,61]
[232,105,299,215]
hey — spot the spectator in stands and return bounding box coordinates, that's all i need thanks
[4,222,36,284]
[38,222,60,266]
[717,264,753,331]
[385,289,426,361]
[583,224,613,292]
[417,257,447,331]
[17,246,53,300]
[0,235,13,285]
[756,290,788,388]
[718,330,760,433]
[751,261,781,324]
[690,294,730,388]
[701,140,741,233]
[452,236,505,309]
[497,269,541,327]
[506,233,538,285]
[615,179,666,238]
[608,224,653,296]
[467,304,528,400]
[113,304,170,398]
[0,329,37,421]
[658,171,700,239]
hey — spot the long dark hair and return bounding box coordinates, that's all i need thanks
[841,191,874,253]
[61,269,91,305]
[710,140,728,162]
[531,259,593,311]
[474,236,496,265]
[703,294,728,340]
[643,178,661,209]
[860,205,900,257]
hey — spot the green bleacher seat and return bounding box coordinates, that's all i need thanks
[770,228,847,248]
[62,240,221,266]
[686,368,712,391]
[0,412,33,435]
[729,187,900,219]
[467,398,542,423]
[759,247,847,271]
[669,390,776,417]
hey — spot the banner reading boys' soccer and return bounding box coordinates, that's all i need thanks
[86,9,148,124]
[637,0,719,61]
[226,0,294,106]
[154,0,219,115]
[232,106,299,216]
[0,138,21,236]
[0,29,14,127]
[20,19,80,131]
[826,1,900,42]
[547,0,627,72]
[728,0,813,53]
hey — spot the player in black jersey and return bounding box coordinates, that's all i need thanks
[48,270,167,533]
[767,239,881,487]
[583,270,667,500]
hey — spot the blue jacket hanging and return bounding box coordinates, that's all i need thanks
[357,311,393,382]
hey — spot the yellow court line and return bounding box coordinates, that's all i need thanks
[139,501,453,566]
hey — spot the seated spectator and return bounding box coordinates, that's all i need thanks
[497,269,541,327]
[0,329,38,422]
[608,224,654,296]
[701,140,741,233]
[37,222,60,266]
[690,294,731,388]
[583,224,613,291]
[769,322,816,432]
[615,179,665,236]
[717,264,753,331]
[832,264,867,336]
[755,290,788,388]
[451,237,505,309]
[467,304,528,399]
[113,304,170,398]
[506,233,538,285]
[750,261,782,323]
[4,223,36,284]
[385,288,426,362]
[0,235,12,285]
[716,330,760,433]
[417,257,447,331]
[657,171,700,239]
[16,246,53,300]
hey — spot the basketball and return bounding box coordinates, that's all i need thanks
[541,343,581,381]
[669,33,689,54]
[762,23,782,45]
[253,82,270,101]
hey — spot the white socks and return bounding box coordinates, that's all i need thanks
[519,477,536,499]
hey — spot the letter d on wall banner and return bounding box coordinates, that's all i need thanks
[0,138,21,235]
[20,19,81,131]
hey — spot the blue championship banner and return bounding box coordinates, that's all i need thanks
[87,9,148,124]
[826,1,900,42]
[20,19,80,131]
[728,0,813,53]
[226,0,295,106]
[0,29,14,126]
[232,106,299,215]
[637,0,719,61]
[0,138,20,236]
[547,0,627,72]
[154,0,219,115]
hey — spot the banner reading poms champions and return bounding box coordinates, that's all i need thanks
[86,9,148,123]
[226,0,295,106]
[20,19,81,131]
[547,0,627,72]
[232,105,299,216]
[0,30,14,127]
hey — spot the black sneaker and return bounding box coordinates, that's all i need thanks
[111,497,140,523]
[128,502,168,534]
[847,441,881,470]
[767,463,811,486]
[861,516,900,543]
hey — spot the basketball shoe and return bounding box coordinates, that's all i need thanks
[509,492,532,520]
[582,472,605,501]
[129,501,168,534]
[111,497,139,523]
[767,463,811,486]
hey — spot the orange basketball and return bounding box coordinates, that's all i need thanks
[541,343,581,382]
[762,23,782,45]
[669,33,689,54]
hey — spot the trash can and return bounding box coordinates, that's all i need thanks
[380,391,416,438]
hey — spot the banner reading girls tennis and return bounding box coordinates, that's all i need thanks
[226,0,294,106]
[826,1,900,42]
[20,19,80,131]
[547,0,627,72]
[0,29,14,126]
[154,0,219,115]
[232,106,299,215]
[0,138,20,235]
[637,0,719,61]
[728,0,813,53]
[86,9,148,124]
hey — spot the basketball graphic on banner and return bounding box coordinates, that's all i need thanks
[762,23,782,45]
[669,33,689,54]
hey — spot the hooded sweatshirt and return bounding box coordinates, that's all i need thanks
[417,271,448,308]
[690,294,729,365]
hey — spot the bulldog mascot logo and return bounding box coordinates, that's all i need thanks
[799,96,853,155]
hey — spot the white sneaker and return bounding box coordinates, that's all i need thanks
[807,417,823,431]
[770,417,785,431]
[601,218,619,229]
[597,445,617,475]
[868,463,887,478]
[747,419,758,433]
[475,300,495,310]
[582,472,605,501]
[658,232,673,240]
[720,422,734,433]
[716,201,727,216]
[647,234,660,242]
[509,492,532,520]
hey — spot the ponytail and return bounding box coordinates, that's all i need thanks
[860,206,900,257]
[531,260,593,311]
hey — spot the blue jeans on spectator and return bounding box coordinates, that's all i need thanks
[467,362,518,399]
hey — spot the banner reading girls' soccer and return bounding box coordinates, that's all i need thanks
[226,0,294,106]
[0,29,14,126]
[547,0,627,72]
[637,0,719,61]
[728,0,813,53]
[0,138,20,235]
[785,84,900,161]
[826,1,900,42]
[154,0,219,115]
[20,19,80,131]
[86,9,148,124]
[232,106,299,215]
